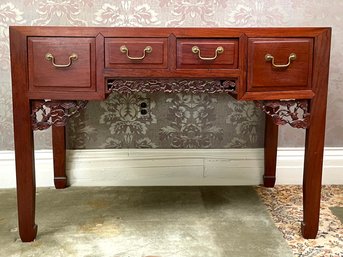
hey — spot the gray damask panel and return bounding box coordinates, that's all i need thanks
[67,92,265,149]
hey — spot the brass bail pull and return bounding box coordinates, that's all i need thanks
[265,53,297,68]
[120,45,152,60]
[192,46,224,61]
[45,53,78,68]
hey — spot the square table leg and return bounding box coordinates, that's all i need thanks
[13,99,37,242]
[301,99,326,239]
[264,114,278,187]
[52,126,67,189]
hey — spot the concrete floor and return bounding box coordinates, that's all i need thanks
[0,187,293,257]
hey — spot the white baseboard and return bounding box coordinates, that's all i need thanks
[1,148,343,188]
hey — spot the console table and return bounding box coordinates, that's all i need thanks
[9,26,331,242]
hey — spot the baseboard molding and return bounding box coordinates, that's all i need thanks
[1,148,343,188]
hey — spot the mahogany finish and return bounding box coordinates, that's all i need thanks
[9,26,331,242]
[255,100,310,129]
[301,29,331,238]
[264,115,278,187]
[28,37,96,92]
[10,27,38,243]
[248,38,313,92]
[52,126,67,189]
[176,39,238,69]
[105,38,168,69]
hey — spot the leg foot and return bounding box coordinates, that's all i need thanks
[19,224,38,242]
[301,221,318,239]
[54,177,68,189]
[263,175,276,188]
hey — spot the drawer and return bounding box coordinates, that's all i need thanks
[177,39,238,69]
[28,37,96,92]
[105,38,168,69]
[247,38,313,91]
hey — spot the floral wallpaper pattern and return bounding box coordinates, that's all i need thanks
[99,92,157,148]
[225,100,262,148]
[0,0,342,149]
[67,92,264,149]
[159,94,223,148]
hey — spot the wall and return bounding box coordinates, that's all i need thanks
[0,0,342,150]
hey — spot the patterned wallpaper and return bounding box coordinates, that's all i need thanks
[0,1,342,149]
[67,93,264,149]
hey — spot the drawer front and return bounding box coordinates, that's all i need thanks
[28,37,96,92]
[105,38,168,69]
[177,39,238,69]
[248,38,313,91]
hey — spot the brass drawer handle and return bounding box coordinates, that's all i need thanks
[45,53,78,68]
[120,45,152,60]
[192,46,224,61]
[265,53,297,68]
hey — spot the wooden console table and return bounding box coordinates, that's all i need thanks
[9,26,331,242]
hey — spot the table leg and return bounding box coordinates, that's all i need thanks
[52,126,68,189]
[263,114,278,187]
[13,99,37,242]
[301,99,326,239]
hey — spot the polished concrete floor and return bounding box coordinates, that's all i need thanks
[0,187,293,257]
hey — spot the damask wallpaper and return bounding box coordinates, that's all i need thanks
[0,1,342,149]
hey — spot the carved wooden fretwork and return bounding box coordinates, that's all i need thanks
[31,100,88,131]
[255,100,310,129]
[107,79,236,94]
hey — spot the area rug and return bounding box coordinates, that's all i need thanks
[256,185,343,257]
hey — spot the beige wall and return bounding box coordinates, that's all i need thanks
[0,1,342,149]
